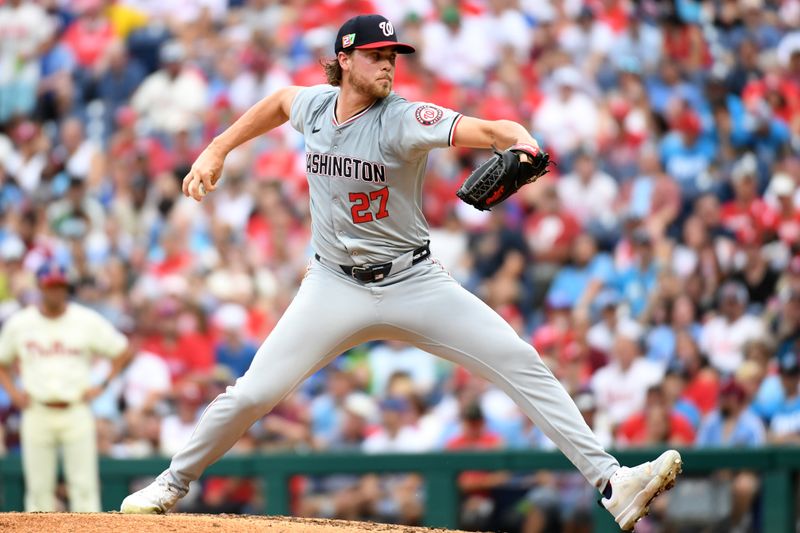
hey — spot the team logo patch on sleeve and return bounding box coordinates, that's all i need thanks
[415,105,444,126]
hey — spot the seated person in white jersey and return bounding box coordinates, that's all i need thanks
[121,14,682,531]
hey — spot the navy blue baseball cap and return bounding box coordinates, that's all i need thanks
[335,15,415,55]
[36,261,69,287]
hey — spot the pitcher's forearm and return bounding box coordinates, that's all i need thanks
[211,86,302,154]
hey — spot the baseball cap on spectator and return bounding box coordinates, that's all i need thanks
[552,66,582,89]
[532,325,560,350]
[719,378,746,402]
[160,40,186,64]
[334,14,415,55]
[594,289,621,310]
[672,110,702,136]
[177,382,203,404]
[778,351,800,375]
[545,290,572,310]
[344,392,378,422]
[573,391,596,412]
[214,303,248,332]
[719,280,749,306]
[769,172,795,197]
[380,397,410,412]
[731,153,758,183]
[304,26,335,51]
[0,235,25,262]
[616,319,644,343]
[461,402,484,422]
[36,262,69,287]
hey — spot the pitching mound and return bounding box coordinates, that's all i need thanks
[0,512,471,532]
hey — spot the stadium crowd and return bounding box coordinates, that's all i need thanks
[1,0,800,530]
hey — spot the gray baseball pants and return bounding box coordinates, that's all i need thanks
[170,258,619,490]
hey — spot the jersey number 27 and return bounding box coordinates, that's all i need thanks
[349,186,389,224]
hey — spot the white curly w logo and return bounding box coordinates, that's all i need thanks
[379,21,394,36]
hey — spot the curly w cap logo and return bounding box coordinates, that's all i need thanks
[379,21,394,36]
[342,33,356,48]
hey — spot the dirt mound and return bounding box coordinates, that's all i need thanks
[0,512,471,532]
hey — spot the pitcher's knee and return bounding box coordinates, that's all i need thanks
[227,383,281,415]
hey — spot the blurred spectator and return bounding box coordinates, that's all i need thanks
[700,281,766,375]
[533,66,599,159]
[310,366,355,449]
[659,108,717,200]
[131,40,209,135]
[0,0,54,122]
[720,153,779,243]
[446,402,508,531]
[609,228,660,317]
[556,146,619,232]
[591,320,664,427]
[93,40,146,132]
[363,397,426,454]
[769,351,800,444]
[366,341,437,397]
[159,382,204,456]
[697,378,765,447]
[62,0,116,70]
[616,385,695,448]
[420,7,493,86]
[547,233,613,310]
[4,121,48,193]
[213,303,257,380]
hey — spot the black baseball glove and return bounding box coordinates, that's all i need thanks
[456,143,552,211]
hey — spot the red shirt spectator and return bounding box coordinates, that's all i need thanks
[61,0,116,69]
[524,182,581,264]
[446,404,506,497]
[720,156,778,242]
[617,409,696,446]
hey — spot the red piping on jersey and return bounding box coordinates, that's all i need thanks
[449,114,463,146]
[332,98,377,127]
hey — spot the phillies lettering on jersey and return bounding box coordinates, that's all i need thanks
[25,340,82,358]
[290,85,461,265]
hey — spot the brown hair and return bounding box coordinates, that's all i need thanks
[322,53,350,86]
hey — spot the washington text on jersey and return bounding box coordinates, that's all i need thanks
[306,152,387,183]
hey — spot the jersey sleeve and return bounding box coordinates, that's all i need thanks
[0,315,19,365]
[289,84,337,134]
[84,309,129,358]
[386,100,462,157]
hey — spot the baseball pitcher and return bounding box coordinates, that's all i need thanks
[121,15,681,530]
[0,262,132,512]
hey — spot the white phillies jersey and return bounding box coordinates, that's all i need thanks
[290,85,462,265]
[0,303,129,403]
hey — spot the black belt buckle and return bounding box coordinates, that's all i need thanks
[350,264,387,283]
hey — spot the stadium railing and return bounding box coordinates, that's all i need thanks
[0,448,796,532]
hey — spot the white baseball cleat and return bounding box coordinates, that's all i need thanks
[120,470,188,514]
[601,449,683,531]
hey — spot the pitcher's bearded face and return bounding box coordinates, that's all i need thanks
[347,48,397,98]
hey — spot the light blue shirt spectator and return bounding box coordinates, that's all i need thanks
[547,253,614,308]
[697,409,766,447]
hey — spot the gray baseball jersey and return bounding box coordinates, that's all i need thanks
[290,85,462,265]
[159,86,620,505]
